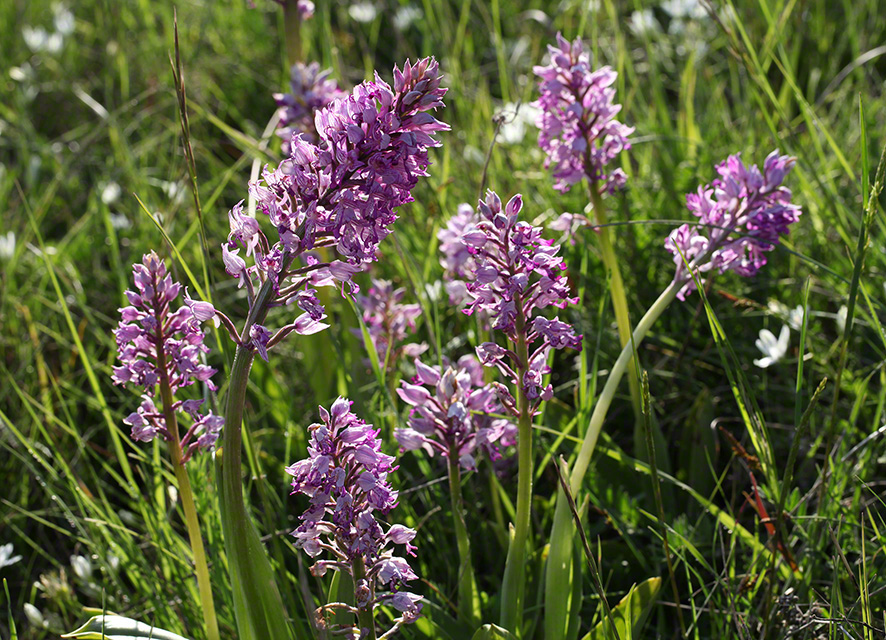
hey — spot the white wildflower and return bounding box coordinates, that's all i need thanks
[754,325,790,368]
[0,232,16,261]
[109,213,131,230]
[54,6,75,36]
[22,26,50,51]
[629,9,660,36]
[788,305,805,331]
[662,0,707,19]
[393,6,421,31]
[100,181,121,205]
[0,543,22,569]
[70,555,92,581]
[497,102,542,145]
[23,603,46,628]
[349,1,377,23]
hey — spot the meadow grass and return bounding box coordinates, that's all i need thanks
[2,0,886,638]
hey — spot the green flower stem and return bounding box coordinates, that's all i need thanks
[588,183,643,427]
[543,282,678,640]
[500,303,533,636]
[447,443,479,627]
[172,463,221,640]
[218,263,293,640]
[283,0,303,67]
[352,556,377,640]
[155,333,220,640]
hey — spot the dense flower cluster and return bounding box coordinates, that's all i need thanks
[461,191,582,401]
[396,356,516,470]
[437,203,478,305]
[534,33,633,194]
[223,58,448,361]
[665,150,801,300]
[287,398,422,634]
[274,62,346,154]
[112,253,222,460]
[358,279,426,368]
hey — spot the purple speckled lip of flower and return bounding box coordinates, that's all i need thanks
[534,32,633,194]
[287,398,423,630]
[112,252,222,461]
[274,62,346,153]
[460,190,582,402]
[357,279,427,369]
[665,150,802,300]
[223,58,448,361]
[395,355,516,471]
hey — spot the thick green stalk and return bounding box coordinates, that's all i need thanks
[218,272,293,640]
[544,282,678,640]
[499,306,532,636]
[155,326,220,640]
[588,184,643,428]
[352,556,377,640]
[447,444,479,627]
[570,283,678,491]
[283,0,303,68]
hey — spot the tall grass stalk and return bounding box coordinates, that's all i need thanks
[282,0,303,67]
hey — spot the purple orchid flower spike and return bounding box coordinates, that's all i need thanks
[534,32,634,194]
[395,355,516,471]
[287,398,423,636]
[665,150,802,299]
[460,190,582,632]
[357,279,427,370]
[112,252,223,462]
[221,57,448,362]
[461,190,582,405]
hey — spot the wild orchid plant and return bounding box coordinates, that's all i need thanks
[218,56,448,639]
[112,253,222,640]
[457,190,582,634]
[544,149,803,639]
[101,22,805,640]
[533,33,643,432]
[395,355,516,624]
